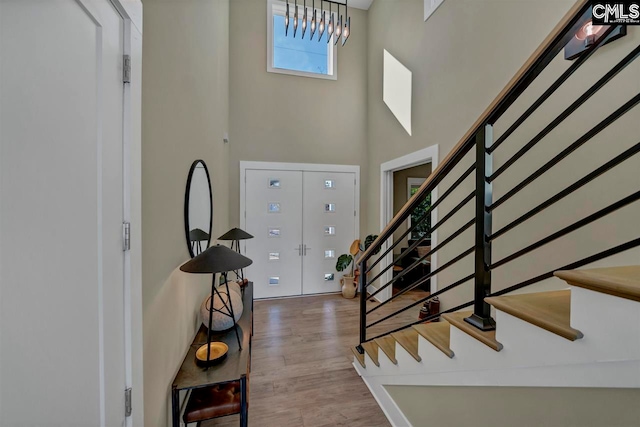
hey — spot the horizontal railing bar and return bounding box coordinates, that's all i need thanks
[367,192,475,298]
[366,300,475,343]
[367,220,474,301]
[488,237,640,298]
[359,143,475,262]
[487,25,620,154]
[491,191,640,270]
[358,1,589,263]
[489,41,640,180]
[364,163,477,274]
[489,93,640,212]
[365,273,475,329]
[367,246,475,314]
[489,142,640,240]
[369,218,475,296]
[366,233,430,291]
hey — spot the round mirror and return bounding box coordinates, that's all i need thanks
[184,160,213,257]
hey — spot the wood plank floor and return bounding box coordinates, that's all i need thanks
[203,290,427,427]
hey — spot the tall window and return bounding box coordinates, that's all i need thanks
[267,0,337,80]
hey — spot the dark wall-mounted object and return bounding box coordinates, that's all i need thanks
[184,160,213,258]
[565,6,626,60]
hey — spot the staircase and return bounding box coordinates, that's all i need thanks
[353,267,640,426]
[351,1,640,425]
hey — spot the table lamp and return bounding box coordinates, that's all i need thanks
[180,245,252,366]
[189,228,210,256]
[218,228,254,284]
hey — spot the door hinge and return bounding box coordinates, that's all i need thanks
[125,387,132,417]
[123,222,131,251]
[123,55,131,84]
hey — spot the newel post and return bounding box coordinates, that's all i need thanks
[357,259,368,353]
[465,124,497,331]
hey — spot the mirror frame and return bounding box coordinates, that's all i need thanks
[184,159,213,258]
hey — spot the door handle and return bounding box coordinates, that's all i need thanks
[295,244,302,256]
[303,244,311,256]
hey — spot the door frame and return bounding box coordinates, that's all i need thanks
[240,160,360,259]
[377,145,439,303]
[106,1,143,426]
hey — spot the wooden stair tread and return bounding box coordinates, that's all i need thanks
[374,335,397,364]
[486,290,583,341]
[412,322,454,358]
[351,347,365,368]
[442,311,503,352]
[391,329,422,362]
[361,341,380,367]
[555,266,640,303]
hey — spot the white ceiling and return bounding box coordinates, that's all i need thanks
[347,0,374,10]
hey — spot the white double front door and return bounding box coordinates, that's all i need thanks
[244,167,358,299]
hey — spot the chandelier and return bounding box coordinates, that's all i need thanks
[285,0,351,46]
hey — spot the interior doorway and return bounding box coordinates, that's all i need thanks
[376,145,439,302]
[392,165,432,296]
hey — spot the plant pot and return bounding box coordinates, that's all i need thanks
[340,275,357,299]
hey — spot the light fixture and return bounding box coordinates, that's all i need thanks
[564,6,626,60]
[342,16,350,46]
[310,0,317,39]
[327,3,334,44]
[334,8,342,46]
[293,0,298,37]
[318,9,325,41]
[285,0,290,36]
[302,0,307,39]
[285,0,351,46]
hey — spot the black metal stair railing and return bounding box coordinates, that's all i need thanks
[356,0,640,353]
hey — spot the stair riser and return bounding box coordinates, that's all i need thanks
[571,286,640,347]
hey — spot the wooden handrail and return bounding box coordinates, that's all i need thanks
[358,0,589,262]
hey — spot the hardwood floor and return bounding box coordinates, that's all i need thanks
[203,290,427,427]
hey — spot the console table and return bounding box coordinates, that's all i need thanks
[171,282,253,427]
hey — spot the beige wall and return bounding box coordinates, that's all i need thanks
[393,163,432,254]
[228,0,369,232]
[141,0,230,426]
[386,385,640,427]
[366,0,640,311]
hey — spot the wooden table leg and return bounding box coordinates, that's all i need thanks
[239,376,248,427]
[172,387,180,427]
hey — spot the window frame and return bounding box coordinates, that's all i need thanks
[266,0,338,80]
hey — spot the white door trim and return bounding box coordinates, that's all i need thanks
[240,161,360,275]
[108,1,143,426]
[377,145,439,303]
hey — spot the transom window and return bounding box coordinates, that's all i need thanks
[267,0,337,80]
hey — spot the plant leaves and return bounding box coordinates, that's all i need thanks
[335,254,353,272]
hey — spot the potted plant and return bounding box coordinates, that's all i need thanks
[336,235,379,299]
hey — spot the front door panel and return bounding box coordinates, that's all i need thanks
[245,170,303,298]
[302,172,357,295]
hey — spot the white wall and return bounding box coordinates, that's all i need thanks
[141,0,230,426]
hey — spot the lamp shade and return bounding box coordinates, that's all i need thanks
[218,227,254,241]
[180,244,252,274]
[189,228,210,241]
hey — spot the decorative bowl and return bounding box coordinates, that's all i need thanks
[195,342,229,366]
